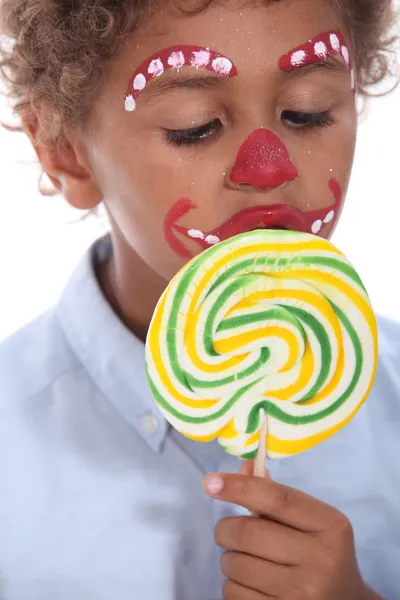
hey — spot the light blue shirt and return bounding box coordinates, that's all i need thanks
[0,235,399,600]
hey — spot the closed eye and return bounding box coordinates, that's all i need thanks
[281,110,336,130]
[166,119,222,146]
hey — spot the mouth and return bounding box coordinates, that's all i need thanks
[164,178,343,259]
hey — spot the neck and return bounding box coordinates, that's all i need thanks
[96,230,167,343]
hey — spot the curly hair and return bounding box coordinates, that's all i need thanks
[0,0,399,143]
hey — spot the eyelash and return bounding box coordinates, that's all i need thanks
[281,110,336,129]
[166,111,335,147]
[166,119,222,146]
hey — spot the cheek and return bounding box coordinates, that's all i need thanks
[99,142,216,277]
[294,117,356,197]
[130,141,214,200]
[103,140,178,218]
[308,110,356,159]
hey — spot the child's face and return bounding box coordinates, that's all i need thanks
[81,0,357,282]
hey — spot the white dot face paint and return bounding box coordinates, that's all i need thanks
[211,57,233,76]
[341,46,350,65]
[168,51,185,69]
[290,50,307,66]
[133,73,146,91]
[311,220,323,234]
[191,50,211,69]
[324,210,335,224]
[314,41,328,57]
[205,234,221,246]
[148,58,164,77]
[188,229,205,240]
[124,95,136,112]
[330,33,341,52]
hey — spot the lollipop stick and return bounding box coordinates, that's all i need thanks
[250,410,268,518]
[253,409,268,478]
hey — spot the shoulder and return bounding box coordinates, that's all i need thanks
[369,314,400,415]
[376,314,400,358]
[0,308,79,410]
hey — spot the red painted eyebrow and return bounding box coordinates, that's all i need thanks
[279,30,355,92]
[279,30,352,72]
[124,45,237,111]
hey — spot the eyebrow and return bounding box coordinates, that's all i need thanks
[138,74,226,101]
[284,55,350,79]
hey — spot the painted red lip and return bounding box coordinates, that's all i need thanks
[209,204,311,239]
[164,178,343,259]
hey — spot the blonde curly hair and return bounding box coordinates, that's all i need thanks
[0,0,398,144]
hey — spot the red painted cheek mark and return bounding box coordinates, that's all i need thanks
[325,177,343,237]
[164,198,199,259]
[328,177,342,204]
[229,128,299,191]
[124,46,237,111]
[279,30,355,92]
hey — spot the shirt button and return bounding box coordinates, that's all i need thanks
[141,413,159,435]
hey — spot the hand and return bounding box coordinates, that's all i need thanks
[204,462,382,600]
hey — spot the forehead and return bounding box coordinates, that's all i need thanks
[122,0,346,74]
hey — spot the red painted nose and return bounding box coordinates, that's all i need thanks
[229,128,298,191]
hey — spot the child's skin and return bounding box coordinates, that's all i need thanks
[27,0,379,597]
[204,462,381,599]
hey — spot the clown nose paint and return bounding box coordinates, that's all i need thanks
[229,129,299,191]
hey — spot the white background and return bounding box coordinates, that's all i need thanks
[0,47,399,340]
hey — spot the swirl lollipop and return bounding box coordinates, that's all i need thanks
[145,230,378,460]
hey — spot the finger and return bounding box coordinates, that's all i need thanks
[239,460,271,480]
[221,551,290,596]
[215,516,309,565]
[222,579,274,600]
[239,460,254,476]
[204,473,338,532]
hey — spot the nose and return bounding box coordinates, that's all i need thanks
[229,128,298,191]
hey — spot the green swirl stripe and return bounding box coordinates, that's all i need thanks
[185,347,270,389]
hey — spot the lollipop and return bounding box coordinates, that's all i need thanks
[145,230,378,460]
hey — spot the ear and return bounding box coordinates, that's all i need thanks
[23,116,102,211]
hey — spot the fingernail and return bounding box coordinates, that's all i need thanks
[204,474,224,495]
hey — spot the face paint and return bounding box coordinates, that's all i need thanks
[164,178,343,258]
[229,128,299,191]
[279,31,355,92]
[325,177,343,236]
[163,197,197,259]
[124,46,237,111]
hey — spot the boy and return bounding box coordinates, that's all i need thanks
[0,0,399,598]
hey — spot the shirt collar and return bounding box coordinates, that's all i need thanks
[56,234,168,453]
